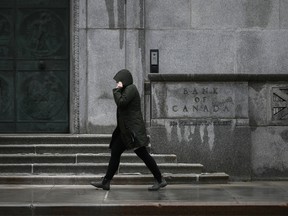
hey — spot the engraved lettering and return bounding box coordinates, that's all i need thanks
[170,121,178,127]
[213,105,219,112]
[172,105,178,112]
[167,85,235,116]
[170,120,232,127]
[202,88,208,94]
[194,97,200,103]
[171,104,232,113]
[183,88,188,95]
[183,105,188,112]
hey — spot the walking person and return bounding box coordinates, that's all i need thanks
[90,69,167,191]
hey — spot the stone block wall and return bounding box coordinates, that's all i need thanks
[249,83,288,179]
[145,0,288,74]
[148,75,251,179]
[75,0,288,179]
[78,0,146,133]
[147,74,288,180]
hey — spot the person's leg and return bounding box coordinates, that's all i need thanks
[134,146,167,190]
[104,138,126,180]
[91,137,126,190]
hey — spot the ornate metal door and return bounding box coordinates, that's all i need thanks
[0,0,69,133]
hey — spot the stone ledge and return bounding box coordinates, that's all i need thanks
[148,74,288,82]
[0,134,112,144]
[0,173,229,185]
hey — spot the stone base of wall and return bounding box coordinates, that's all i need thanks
[147,74,288,180]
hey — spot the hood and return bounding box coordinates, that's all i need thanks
[113,69,133,87]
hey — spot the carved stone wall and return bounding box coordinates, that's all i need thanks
[271,87,288,123]
[70,0,80,134]
[148,74,288,180]
[69,1,288,180]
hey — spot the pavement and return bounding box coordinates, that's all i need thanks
[0,181,287,216]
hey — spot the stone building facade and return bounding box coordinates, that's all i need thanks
[73,0,288,133]
[69,0,288,180]
[1,0,288,180]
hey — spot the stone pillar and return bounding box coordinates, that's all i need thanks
[85,0,146,134]
[70,0,146,134]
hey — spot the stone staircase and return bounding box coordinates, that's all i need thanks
[0,135,229,185]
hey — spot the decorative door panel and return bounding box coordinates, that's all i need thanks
[0,9,14,59]
[0,71,14,121]
[0,0,69,133]
[16,9,68,59]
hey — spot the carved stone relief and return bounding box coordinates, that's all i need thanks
[272,87,288,121]
[70,0,80,133]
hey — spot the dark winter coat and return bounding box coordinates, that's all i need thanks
[110,69,149,150]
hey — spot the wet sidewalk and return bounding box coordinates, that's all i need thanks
[0,181,287,216]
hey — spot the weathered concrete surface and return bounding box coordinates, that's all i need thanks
[252,126,288,179]
[249,83,269,126]
[150,119,251,180]
[249,82,288,179]
[148,74,288,180]
[83,0,147,133]
[0,182,287,216]
[87,0,144,29]
[71,0,288,181]
[86,29,146,133]
[145,30,235,74]
[79,0,288,134]
[191,0,279,29]
[149,78,251,179]
[280,0,288,29]
[78,29,88,133]
[236,30,288,74]
[87,29,124,133]
[79,0,86,28]
[145,0,190,29]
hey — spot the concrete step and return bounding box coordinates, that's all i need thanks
[0,163,203,175]
[0,153,177,164]
[0,134,112,144]
[0,173,229,185]
[0,134,230,186]
[0,144,110,154]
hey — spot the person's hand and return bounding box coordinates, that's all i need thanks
[116,81,123,88]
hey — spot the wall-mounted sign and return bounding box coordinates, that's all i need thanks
[151,82,248,119]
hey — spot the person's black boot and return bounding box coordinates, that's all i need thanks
[90,177,110,190]
[148,177,167,191]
